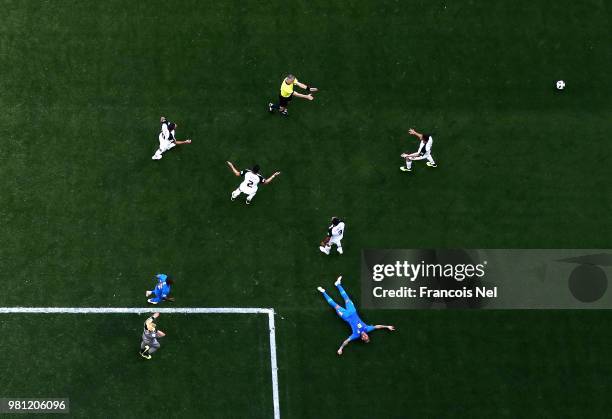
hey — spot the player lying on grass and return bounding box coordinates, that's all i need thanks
[400,128,437,171]
[145,273,174,304]
[226,161,281,205]
[152,116,191,160]
[140,312,165,360]
[268,74,318,116]
[318,276,395,355]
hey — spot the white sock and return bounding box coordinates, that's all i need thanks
[337,247,343,254]
[406,160,412,169]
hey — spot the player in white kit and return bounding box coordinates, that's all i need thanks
[152,116,191,160]
[319,217,345,255]
[400,128,437,171]
[226,161,281,205]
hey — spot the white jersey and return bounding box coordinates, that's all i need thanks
[159,122,176,143]
[329,221,345,240]
[416,135,433,155]
[240,170,266,192]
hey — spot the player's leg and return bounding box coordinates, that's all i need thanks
[231,187,242,201]
[279,95,291,116]
[319,241,331,255]
[147,340,161,354]
[336,283,355,311]
[153,136,167,160]
[400,155,413,172]
[426,152,437,167]
[270,94,288,113]
[245,189,257,205]
[318,288,346,315]
[331,237,343,255]
[140,340,152,359]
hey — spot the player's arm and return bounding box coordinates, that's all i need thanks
[160,116,167,123]
[226,161,241,177]
[175,139,192,145]
[374,325,395,331]
[408,128,424,140]
[264,171,281,184]
[292,91,314,101]
[337,338,352,355]
[157,330,166,338]
[295,80,318,93]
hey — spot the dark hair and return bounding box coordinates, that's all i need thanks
[332,217,340,226]
[252,165,260,174]
[166,279,174,285]
[168,122,176,131]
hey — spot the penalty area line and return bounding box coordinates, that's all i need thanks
[0,306,281,419]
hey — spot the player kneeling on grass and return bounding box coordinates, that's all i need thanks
[140,312,166,360]
[152,116,191,160]
[268,74,318,116]
[145,273,175,305]
[319,217,345,255]
[400,128,437,172]
[318,276,395,355]
[226,161,280,205]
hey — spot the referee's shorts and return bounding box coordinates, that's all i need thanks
[279,93,293,107]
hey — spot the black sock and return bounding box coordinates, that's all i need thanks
[270,103,280,110]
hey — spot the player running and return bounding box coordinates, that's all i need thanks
[145,273,175,305]
[152,116,191,160]
[139,312,166,360]
[319,217,345,255]
[268,74,318,116]
[226,161,281,205]
[400,128,437,172]
[318,276,395,355]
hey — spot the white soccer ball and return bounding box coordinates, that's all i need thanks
[556,80,565,90]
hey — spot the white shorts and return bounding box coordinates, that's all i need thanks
[329,236,343,246]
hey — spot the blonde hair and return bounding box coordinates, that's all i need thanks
[146,319,156,331]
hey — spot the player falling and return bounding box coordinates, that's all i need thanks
[319,217,345,255]
[318,276,395,355]
[400,128,437,172]
[152,116,191,160]
[226,161,281,205]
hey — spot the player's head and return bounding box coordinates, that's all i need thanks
[252,164,260,174]
[156,274,168,281]
[331,217,340,226]
[146,321,156,332]
[285,74,295,83]
[168,122,177,131]
[360,332,370,343]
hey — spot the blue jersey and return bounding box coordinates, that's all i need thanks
[153,281,171,299]
[343,311,375,341]
[149,274,171,303]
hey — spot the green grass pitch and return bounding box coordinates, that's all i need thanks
[1,0,612,418]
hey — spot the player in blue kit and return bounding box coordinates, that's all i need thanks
[318,276,395,355]
[145,274,175,305]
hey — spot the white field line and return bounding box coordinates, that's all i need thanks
[0,306,281,419]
